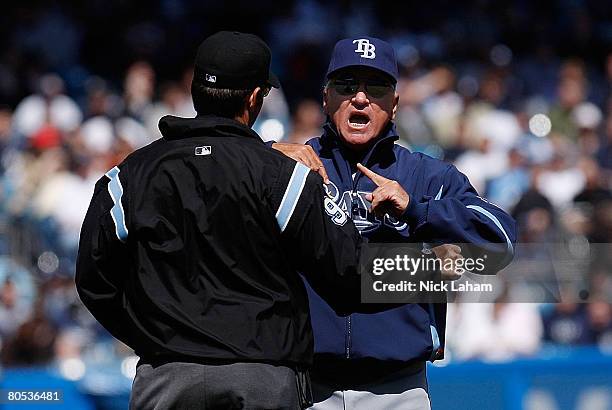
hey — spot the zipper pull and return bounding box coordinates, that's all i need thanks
[351,191,360,217]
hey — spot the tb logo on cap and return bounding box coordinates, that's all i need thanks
[353,39,376,59]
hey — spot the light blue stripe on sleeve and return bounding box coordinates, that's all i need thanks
[276,162,310,232]
[434,184,444,200]
[423,185,443,253]
[428,302,441,360]
[105,166,129,242]
[430,325,441,358]
[466,205,513,256]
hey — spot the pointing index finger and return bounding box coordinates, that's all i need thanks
[356,163,389,187]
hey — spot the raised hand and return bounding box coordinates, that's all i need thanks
[357,163,409,219]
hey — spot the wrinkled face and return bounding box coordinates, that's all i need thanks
[324,67,399,150]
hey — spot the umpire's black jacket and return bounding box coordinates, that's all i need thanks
[76,114,365,368]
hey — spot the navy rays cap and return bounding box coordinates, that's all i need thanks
[193,31,280,90]
[326,37,399,83]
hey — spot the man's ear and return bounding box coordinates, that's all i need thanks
[248,87,263,111]
[391,92,399,120]
[245,87,264,126]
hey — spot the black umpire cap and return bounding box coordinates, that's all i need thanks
[193,31,280,90]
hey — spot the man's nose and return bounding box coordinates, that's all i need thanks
[352,90,369,105]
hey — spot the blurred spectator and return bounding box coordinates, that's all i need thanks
[12,74,82,140]
[548,60,587,141]
[574,102,603,156]
[123,62,155,121]
[0,107,12,174]
[1,302,57,366]
[463,70,521,152]
[447,302,542,362]
[421,66,464,148]
[80,116,115,155]
[287,99,324,144]
[30,146,93,253]
[0,277,31,339]
[486,148,530,211]
[596,114,612,171]
[587,302,612,349]
[455,136,508,195]
[83,77,122,119]
[536,151,586,208]
[573,157,612,242]
[143,81,195,140]
[542,303,594,346]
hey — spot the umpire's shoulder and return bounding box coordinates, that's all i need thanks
[266,156,324,222]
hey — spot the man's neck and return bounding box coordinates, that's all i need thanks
[233,111,250,126]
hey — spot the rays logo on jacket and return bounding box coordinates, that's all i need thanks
[324,181,408,233]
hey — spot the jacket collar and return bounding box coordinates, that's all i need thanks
[158,114,264,143]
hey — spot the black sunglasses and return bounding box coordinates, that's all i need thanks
[328,78,395,99]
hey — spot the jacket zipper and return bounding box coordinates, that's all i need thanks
[345,169,356,359]
[335,133,395,361]
[346,315,352,358]
[343,145,377,361]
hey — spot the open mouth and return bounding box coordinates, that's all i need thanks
[348,112,370,129]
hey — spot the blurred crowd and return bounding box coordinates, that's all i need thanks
[0,1,610,384]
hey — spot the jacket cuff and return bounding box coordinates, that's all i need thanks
[401,199,428,230]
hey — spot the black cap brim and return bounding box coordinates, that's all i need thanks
[327,65,397,84]
[268,70,280,88]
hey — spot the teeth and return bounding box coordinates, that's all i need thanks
[348,117,369,129]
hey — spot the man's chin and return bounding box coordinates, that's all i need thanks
[339,132,376,149]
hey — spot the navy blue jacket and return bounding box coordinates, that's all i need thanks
[303,123,517,364]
